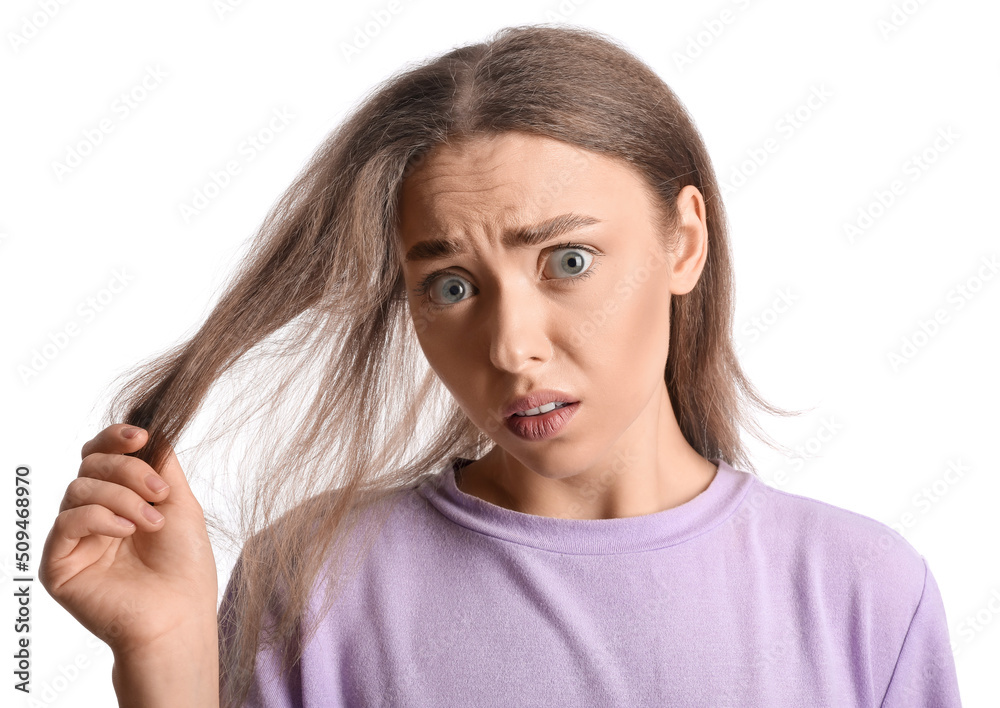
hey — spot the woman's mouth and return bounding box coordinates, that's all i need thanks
[512,401,571,417]
[505,401,580,440]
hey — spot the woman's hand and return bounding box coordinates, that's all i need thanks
[39,423,219,657]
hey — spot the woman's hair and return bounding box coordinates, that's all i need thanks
[103,24,804,707]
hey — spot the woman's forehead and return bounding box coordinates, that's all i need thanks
[404,134,590,192]
[398,135,643,227]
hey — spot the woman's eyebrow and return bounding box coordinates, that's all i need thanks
[404,213,602,264]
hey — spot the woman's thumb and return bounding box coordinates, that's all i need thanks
[154,445,195,500]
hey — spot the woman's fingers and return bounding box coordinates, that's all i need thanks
[39,504,137,588]
[56,503,140,541]
[46,473,168,577]
[72,452,170,511]
[80,423,150,459]
[59,477,166,530]
[79,424,192,504]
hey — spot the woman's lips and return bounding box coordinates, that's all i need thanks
[505,401,580,441]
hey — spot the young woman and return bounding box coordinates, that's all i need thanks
[39,25,962,707]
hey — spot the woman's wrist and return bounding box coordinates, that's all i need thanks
[111,620,220,708]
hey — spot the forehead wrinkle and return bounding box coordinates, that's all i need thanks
[400,135,600,264]
[407,150,513,191]
[420,182,520,199]
[404,208,511,263]
[403,212,602,264]
[401,178,525,256]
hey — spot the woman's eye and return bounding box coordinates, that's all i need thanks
[425,274,473,307]
[546,246,595,279]
[416,244,599,308]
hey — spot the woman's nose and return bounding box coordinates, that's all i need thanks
[487,286,553,372]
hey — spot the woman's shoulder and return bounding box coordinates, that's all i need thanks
[737,475,929,604]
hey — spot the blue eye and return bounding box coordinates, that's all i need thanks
[412,242,601,309]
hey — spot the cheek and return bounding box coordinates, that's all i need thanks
[417,328,456,372]
[408,298,444,341]
[597,264,672,371]
[415,323,477,397]
[597,252,670,320]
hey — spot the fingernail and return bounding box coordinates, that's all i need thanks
[142,505,164,524]
[114,515,135,528]
[145,473,169,493]
[122,426,143,439]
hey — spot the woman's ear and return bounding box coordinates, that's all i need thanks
[668,185,709,296]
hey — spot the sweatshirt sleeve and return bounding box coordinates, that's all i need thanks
[878,558,962,707]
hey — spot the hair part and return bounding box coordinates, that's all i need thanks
[103,24,805,707]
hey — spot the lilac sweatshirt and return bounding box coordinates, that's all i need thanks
[220,457,962,707]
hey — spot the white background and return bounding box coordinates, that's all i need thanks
[2,0,998,705]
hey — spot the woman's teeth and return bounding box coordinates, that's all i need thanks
[514,401,569,417]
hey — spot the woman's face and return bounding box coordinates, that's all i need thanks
[396,131,707,484]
